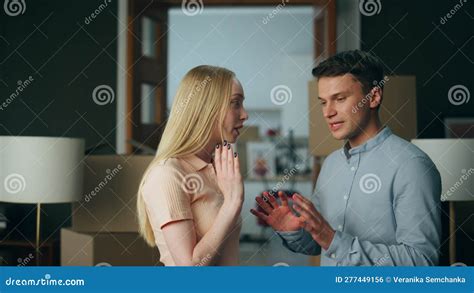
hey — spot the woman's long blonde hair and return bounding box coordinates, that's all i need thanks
[137,65,236,246]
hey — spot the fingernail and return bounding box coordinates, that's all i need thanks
[223,140,227,146]
[227,144,231,149]
[216,144,219,149]
[234,152,237,157]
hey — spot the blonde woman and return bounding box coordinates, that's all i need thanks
[137,65,248,266]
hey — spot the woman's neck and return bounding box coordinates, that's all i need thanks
[195,142,216,163]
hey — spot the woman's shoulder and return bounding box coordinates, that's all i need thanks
[142,158,187,197]
[156,157,182,168]
[148,157,184,175]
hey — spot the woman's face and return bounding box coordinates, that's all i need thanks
[216,79,248,144]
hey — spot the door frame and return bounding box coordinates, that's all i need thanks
[117,0,337,154]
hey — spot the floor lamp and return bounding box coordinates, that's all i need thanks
[0,136,84,266]
[412,139,474,264]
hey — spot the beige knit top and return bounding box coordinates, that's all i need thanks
[142,155,241,266]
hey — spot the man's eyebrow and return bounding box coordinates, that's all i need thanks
[318,91,350,100]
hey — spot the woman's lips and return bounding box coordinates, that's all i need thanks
[233,126,243,136]
[329,122,343,131]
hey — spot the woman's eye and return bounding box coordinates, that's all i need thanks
[231,101,241,107]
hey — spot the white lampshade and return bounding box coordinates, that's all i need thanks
[411,139,474,202]
[0,136,85,204]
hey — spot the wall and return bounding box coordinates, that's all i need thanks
[167,6,316,138]
[0,0,119,240]
[360,0,473,265]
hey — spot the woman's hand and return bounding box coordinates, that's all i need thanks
[214,141,244,208]
[250,191,303,232]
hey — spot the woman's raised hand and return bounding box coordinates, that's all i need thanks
[214,141,244,207]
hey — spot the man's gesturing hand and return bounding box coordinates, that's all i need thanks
[292,193,335,250]
[250,191,303,232]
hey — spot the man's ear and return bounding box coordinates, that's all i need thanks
[369,87,382,110]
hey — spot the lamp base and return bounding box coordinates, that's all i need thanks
[449,201,456,265]
[36,203,41,266]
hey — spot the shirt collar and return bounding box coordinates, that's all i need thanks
[181,154,210,171]
[343,127,392,158]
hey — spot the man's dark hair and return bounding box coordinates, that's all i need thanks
[312,50,385,94]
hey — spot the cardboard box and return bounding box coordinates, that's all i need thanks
[60,228,161,266]
[309,75,417,156]
[73,155,154,232]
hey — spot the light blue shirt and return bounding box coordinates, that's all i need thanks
[278,127,442,266]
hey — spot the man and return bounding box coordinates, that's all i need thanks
[250,50,442,266]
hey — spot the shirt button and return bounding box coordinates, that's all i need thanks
[331,253,336,259]
[343,195,348,200]
[338,225,343,231]
[350,166,356,171]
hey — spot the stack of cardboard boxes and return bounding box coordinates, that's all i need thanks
[61,155,162,266]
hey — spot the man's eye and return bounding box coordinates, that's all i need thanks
[336,97,346,102]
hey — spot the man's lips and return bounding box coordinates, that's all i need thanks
[329,121,344,131]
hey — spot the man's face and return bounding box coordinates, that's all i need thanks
[317,74,373,142]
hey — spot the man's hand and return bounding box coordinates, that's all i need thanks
[250,191,303,232]
[292,193,335,250]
